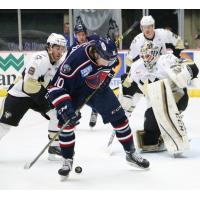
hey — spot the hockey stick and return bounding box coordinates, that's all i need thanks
[106,131,116,155]
[105,21,139,152]
[24,82,105,169]
[115,20,139,45]
[107,131,116,147]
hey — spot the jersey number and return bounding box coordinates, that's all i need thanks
[55,77,64,88]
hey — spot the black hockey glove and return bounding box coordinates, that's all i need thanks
[41,112,50,120]
[56,100,81,126]
[121,73,128,83]
[99,69,115,92]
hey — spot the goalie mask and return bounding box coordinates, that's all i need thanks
[140,41,160,71]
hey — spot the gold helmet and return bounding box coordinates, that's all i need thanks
[140,41,160,70]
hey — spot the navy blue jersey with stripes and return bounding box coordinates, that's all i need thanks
[47,37,126,124]
[48,41,111,106]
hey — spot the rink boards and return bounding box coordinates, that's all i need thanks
[0,50,200,97]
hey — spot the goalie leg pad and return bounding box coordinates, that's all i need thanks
[147,79,190,155]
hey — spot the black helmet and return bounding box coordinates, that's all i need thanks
[95,37,118,60]
[74,24,87,34]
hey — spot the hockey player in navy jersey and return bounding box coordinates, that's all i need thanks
[47,37,150,179]
[68,23,100,128]
[68,23,100,54]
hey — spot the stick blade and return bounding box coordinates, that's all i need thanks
[24,162,31,170]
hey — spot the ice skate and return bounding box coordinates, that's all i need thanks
[48,146,62,161]
[58,158,73,181]
[126,149,150,169]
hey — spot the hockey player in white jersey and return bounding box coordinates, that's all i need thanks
[126,15,184,70]
[118,15,186,152]
[121,41,198,155]
[0,33,66,159]
[120,15,185,116]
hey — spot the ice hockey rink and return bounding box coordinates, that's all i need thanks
[0,97,200,190]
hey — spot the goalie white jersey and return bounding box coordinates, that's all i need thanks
[127,28,183,62]
[127,53,193,155]
[129,53,189,91]
[8,51,66,98]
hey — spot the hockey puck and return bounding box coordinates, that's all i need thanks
[75,166,82,174]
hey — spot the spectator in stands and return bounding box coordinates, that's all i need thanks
[195,34,200,49]
[64,22,70,47]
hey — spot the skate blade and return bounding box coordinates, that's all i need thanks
[126,161,150,170]
[89,125,96,129]
[24,162,31,169]
[48,154,62,161]
[60,175,69,182]
[173,152,184,158]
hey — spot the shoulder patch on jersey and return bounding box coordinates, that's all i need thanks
[80,65,93,77]
[62,64,72,74]
[28,66,35,75]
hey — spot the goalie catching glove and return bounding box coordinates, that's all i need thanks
[161,56,199,88]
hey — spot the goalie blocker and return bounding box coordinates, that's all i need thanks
[144,79,190,156]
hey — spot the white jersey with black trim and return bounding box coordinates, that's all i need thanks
[8,51,66,97]
[129,54,180,88]
[127,28,182,62]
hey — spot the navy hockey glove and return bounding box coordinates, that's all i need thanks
[56,101,81,126]
[99,69,115,92]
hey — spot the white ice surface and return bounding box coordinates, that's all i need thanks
[0,98,200,190]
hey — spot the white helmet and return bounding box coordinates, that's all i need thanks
[140,15,155,27]
[47,33,66,47]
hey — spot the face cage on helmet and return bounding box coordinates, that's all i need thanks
[141,49,159,71]
[143,59,156,71]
